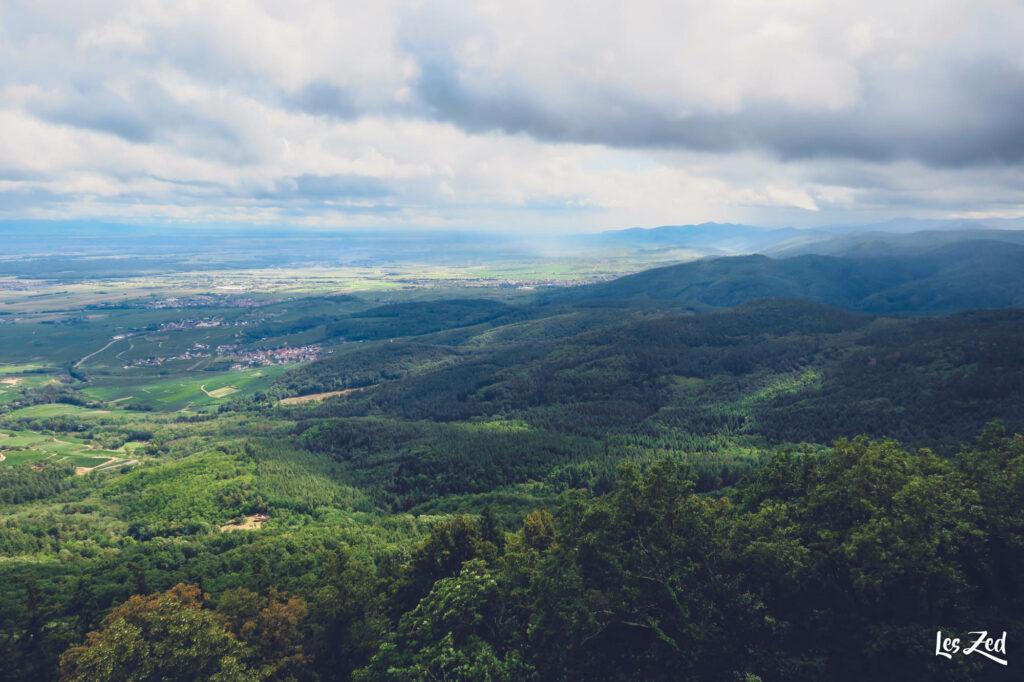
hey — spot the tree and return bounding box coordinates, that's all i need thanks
[478,504,505,551]
[519,509,554,552]
[59,584,255,682]
[356,560,535,682]
[405,516,489,599]
[736,437,989,680]
[216,587,312,680]
[309,548,388,682]
[526,458,760,681]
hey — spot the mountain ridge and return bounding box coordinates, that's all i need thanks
[550,240,1024,314]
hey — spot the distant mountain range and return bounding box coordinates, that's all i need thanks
[4,218,1024,281]
[552,239,1024,315]
[5,217,1024,265]
[568,218,1024,259]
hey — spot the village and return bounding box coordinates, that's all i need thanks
[130,343,211,367]
[229,344,325,369]
[142,294,277,309]
[157,316,224,331]
[130,342,324,369]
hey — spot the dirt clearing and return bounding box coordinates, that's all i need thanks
[201,384,240,398]
[278,386,371,405]
[220,514,267,532]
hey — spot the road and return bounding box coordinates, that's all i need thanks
[74,336,128,368]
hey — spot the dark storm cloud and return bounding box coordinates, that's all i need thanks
[29,79,251,163]
[33,92,155,143]
[410,51,1024,168]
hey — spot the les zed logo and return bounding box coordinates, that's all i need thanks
[936,630,1007,666]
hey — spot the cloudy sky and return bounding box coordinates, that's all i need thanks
[2,0,1024,232]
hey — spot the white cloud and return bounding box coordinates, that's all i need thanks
[1,0,1023,230]
[77,22,148,51]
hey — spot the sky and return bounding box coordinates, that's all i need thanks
[2,0,1024,233]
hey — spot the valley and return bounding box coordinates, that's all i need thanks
[8,5,1024,677]
[1,227,1022,681]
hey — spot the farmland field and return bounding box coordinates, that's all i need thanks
[83,365,291,410]
[0,427,137,470]
[0,363,48,374]
[5,404,116,418]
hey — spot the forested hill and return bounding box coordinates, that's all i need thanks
[274,299,1024,454]
[552,240,1024,314]
[4,248,1024,680]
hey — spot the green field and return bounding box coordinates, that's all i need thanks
[0,430,51,446]
[0,363,48,374]
[0,449,51,466]
[0,372,61,403]
[5,404,121,418]
[62,453,117,467]
[84,365,292,411]
[0,428,136,469]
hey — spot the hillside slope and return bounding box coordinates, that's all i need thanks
[553,241,1024,314]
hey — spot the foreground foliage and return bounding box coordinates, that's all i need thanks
[2,425,1020,681]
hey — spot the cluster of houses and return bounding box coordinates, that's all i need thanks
[143,295,276,309]
[157,317,223,331]
[130,337,325,366]
[131,343,212,367]
[229,344,324,369]
[131,342,324,369]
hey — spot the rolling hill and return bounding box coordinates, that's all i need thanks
[553,240,1024,314]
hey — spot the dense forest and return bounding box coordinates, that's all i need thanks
[552,241,1024,314]
[3,428,1021,681]
[2,248,1023,680]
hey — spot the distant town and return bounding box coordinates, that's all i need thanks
[229,344,325,369]
[130,343,324,369]
[157,317,225,331]
[143,295,279,309]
